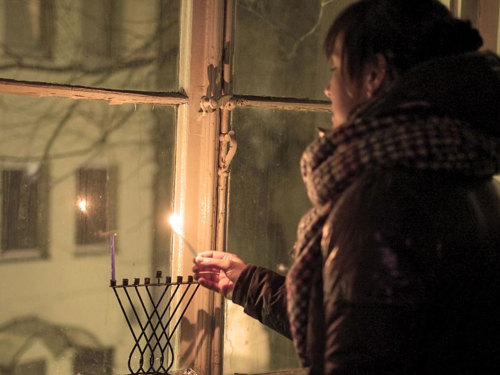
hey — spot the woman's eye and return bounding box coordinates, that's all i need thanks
[330,67,337,72]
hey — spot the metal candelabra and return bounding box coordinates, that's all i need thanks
[110,272,200,375]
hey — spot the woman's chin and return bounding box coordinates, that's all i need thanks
[332,114,349,129]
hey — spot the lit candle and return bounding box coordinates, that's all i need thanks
[110,233,116,282]
[168,214,197,256]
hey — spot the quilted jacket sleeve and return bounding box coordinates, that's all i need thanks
[231,264,291,338]
[321,171,439,374]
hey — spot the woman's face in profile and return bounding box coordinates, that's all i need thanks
[324,37,381,128]
[324,38,367,128]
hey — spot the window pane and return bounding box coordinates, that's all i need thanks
[75,168,113,246]
[2,169,40,250]
[73,347,113,375]
[0,93,177,374]
[224,107,330,373]
[13,359,46,375]
[232,0,357,99]
[0,0,180,92]
[4,0,54,59]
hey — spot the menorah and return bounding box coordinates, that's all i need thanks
[110,272,200,375]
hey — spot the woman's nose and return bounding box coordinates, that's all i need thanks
[324,86,331,99]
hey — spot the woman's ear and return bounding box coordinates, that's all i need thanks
[364,53,388,98]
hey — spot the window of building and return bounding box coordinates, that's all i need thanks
[0,167,47,258]
[13,359,46,375]
[73,347,113,375]
[3,0,54,59]
[80,0,122,64]
[2,169,39,250]
[75,168,115,247]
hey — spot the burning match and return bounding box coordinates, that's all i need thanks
[168,214,197,256]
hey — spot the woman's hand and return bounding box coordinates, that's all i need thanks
[192,250,247,298]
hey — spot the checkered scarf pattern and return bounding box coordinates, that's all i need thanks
[285,106,500,367]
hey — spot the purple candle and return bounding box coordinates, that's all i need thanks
[110,233,116,282]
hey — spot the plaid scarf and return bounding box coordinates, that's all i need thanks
[285,105,500,367]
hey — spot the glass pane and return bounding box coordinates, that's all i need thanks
[224,107,331,374]
[0,0,180,92]
[232,0,357,100]
[2,169,39,250]
[0,93,177,374]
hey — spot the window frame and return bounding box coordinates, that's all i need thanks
[0,1,498,374]
[450,0,500,51]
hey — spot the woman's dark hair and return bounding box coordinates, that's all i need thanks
[325,0,483,85]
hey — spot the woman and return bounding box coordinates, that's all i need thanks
[193,0,500,373]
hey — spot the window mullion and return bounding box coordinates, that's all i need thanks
[451,0,500,53]
[226,94,331,112]
[173,0,225,374]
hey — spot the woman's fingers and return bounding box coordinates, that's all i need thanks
[195,250,227,259]
[196,277,221,292]
[193,269,221,281]
[194,255,231,271]
[193,264,221,272]
[192,250,245,296]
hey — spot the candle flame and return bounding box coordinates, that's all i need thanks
[77,199,88,212]
[168,214,183,235]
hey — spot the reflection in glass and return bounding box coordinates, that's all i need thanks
[0,0,180,92]
[0,94,176,374]
[224,107,330,374]
[233,0,356,100]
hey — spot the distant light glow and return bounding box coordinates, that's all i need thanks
[77,199,88,212]
[168,214,183,235]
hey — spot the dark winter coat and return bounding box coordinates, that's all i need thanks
[232,51,500,374]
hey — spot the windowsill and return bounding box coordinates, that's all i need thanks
[1,49,52,61]
[0,248,46,263]
[74,243,110,257]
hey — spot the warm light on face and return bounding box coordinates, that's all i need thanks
[168,214,183,235]
[77,199,88,212]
